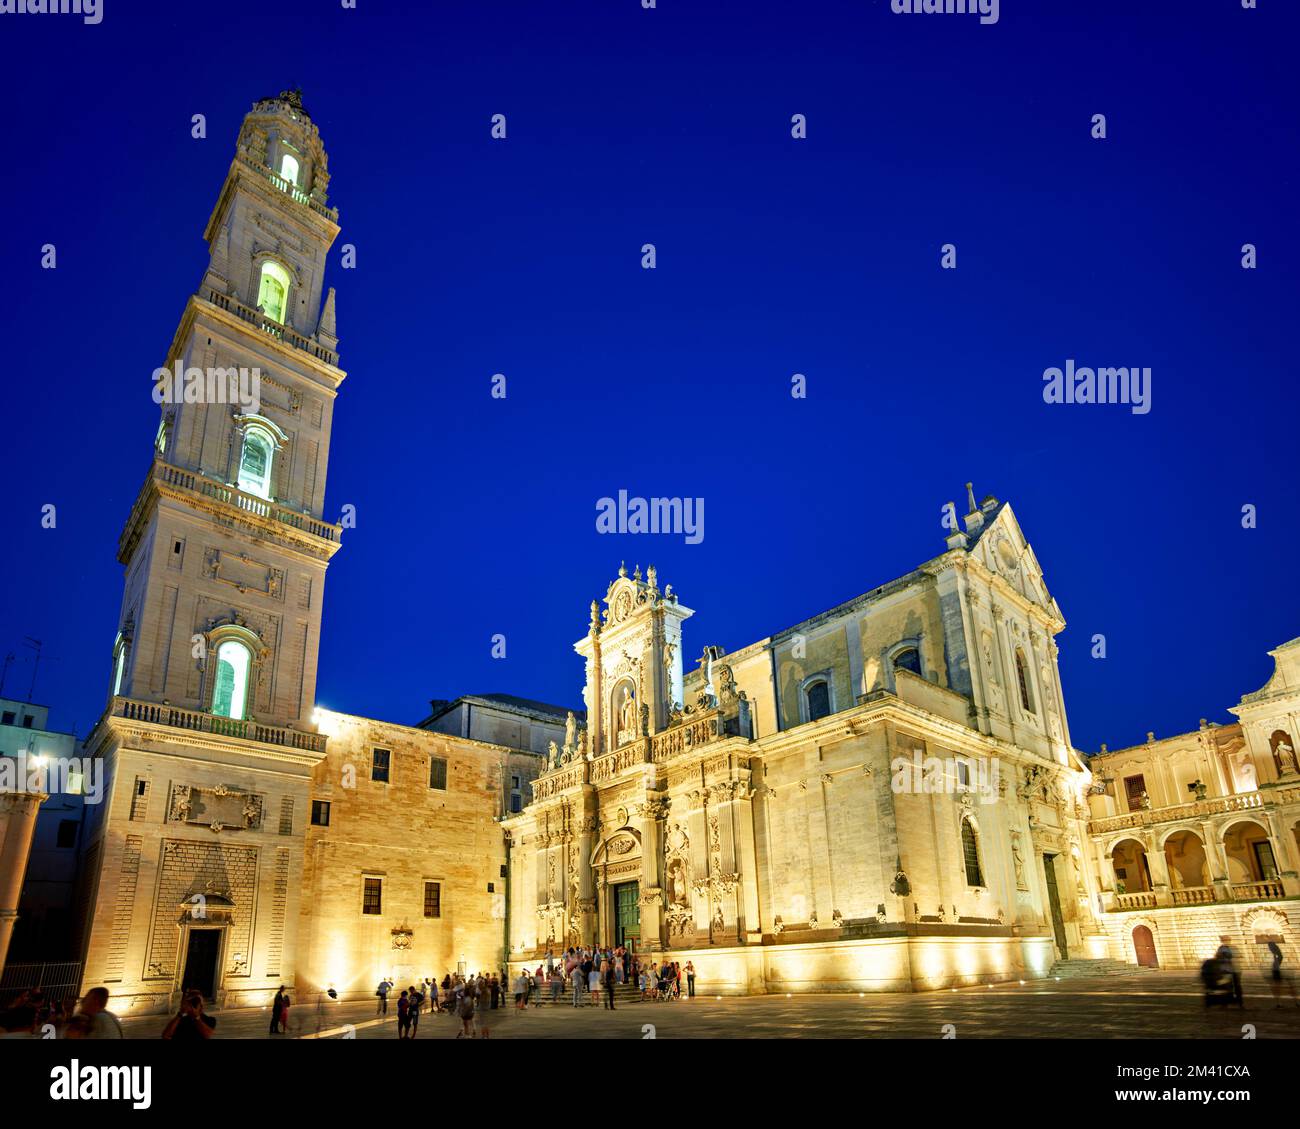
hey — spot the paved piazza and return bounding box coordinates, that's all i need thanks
[115,972,1300,1040]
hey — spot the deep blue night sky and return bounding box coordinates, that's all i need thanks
[0,0,1295,753]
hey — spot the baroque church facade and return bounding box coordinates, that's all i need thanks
[40,95,1298,1014]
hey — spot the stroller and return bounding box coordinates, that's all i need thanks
[1201,957,1234,1007]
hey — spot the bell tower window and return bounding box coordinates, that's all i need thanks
[256,260,291,325]
[279,152,300,187]
[237,427,275,499]
[211,639,252,720]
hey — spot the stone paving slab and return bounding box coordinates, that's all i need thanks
[114,971,1300,1040]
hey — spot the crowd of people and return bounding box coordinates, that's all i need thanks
[371,948,699,1037]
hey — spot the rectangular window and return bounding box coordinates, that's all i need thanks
[429,756,447,790]
[311,800,331,827]
[511,775,520,789]
[956,759,971,788]
[510,793,522,814]
[499,864,507,878]
[56,820,78,848]
[423,880,441,919]
[487,882,495,893]
[1,712,14,725]
[371,748,390,783]
[22,716,34,728]
[1124,775,1147,807]
[362,877,382,915]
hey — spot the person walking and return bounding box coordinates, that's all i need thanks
[685,961,696,998]
[1267,941,1299,1007]
[588,960,601,1005]
[396,990,412,1038]
[376,978,391,1017]
[269,986,287,1034]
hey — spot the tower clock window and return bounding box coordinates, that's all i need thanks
[211,639,252,720]
[256,260,291,325]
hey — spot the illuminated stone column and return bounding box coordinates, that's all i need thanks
[0,788,48,977]
[639,798,667,950]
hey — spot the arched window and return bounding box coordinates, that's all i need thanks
[256,260,291,324]
[279,153,300,187]
[211,639,252,720]
[804,679,831,723]
[961,819,984,886]
[892,647,922,677]
[1015,649,1035,713]
[237,426,275,498]
[111,633,128,697]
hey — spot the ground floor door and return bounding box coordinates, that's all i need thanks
[1042,853,1068,960]
[1132,925,1158,967]
[181,929,221,999]
[614,881,640,949]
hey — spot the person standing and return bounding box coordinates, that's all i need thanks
[76,987,123,1039]
[162,992,217,1041]
[409,986,422,1037]
[1216,937,1244,1007]
[685,961,696,999]
[603,957,616,1010]
[396,990,411,1038]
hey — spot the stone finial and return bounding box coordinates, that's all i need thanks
[317,286,337,347]
[647,564,657,589]
[965,482,978,513]
[590,599,601,632]
[633,564,641,582]
[618,561,627,578]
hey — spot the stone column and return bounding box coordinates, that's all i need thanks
[732,783,761,939]
[639,799,665,950]
[0,789,47,977]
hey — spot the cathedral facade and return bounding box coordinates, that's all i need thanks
[503,496,1112,992]
[34,94,1297,1015]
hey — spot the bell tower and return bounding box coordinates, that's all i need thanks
[576,564,692,755]
[79,91,345,1015]
[113,89,344,730]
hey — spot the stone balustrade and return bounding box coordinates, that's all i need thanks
[155,460,341,543]
[1088,789,1269,835]
[204,287,339,367]
[109,695,327,753]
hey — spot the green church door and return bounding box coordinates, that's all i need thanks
[614,881,640,949]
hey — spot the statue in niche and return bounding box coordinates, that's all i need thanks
[1273,734,1298,777]
[618,686,638,745]
[667,858,689,907]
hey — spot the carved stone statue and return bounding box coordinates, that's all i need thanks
[1275,738,1298,776]
[547,740,558,770]
[564,710,577,751]
[618,689,637,742]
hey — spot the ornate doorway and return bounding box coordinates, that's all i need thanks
[614,881,640,948]
[1132,925,1158,968]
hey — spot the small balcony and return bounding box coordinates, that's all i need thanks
[107,695,327,754]
[204,288,339,368]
